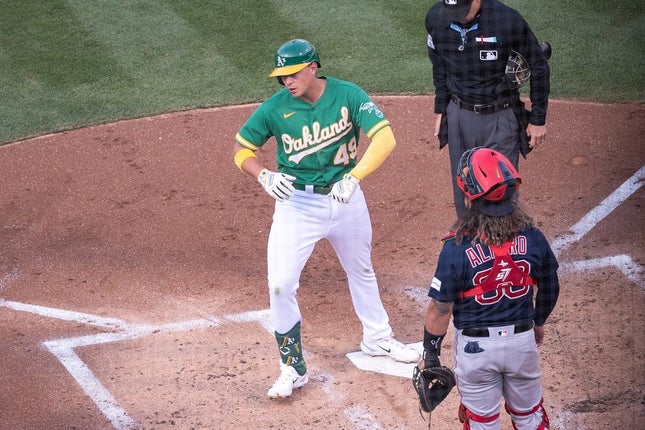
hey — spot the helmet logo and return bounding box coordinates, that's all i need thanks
[276,56,287,67]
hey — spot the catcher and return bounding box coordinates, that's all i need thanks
[413,147,559,429]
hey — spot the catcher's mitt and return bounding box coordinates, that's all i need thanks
[412,365,456,413]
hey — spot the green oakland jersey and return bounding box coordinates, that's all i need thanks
[235,77,390,186]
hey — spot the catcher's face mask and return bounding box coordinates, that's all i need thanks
[504,42,551,89]
[505,50,531,89]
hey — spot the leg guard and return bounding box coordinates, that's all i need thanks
[458,403,500,430]
[505,398,550,430]
[275,321,306,375]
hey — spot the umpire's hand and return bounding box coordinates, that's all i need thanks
[527,123,547,149]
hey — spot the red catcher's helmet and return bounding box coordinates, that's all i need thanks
[456,148,522,216]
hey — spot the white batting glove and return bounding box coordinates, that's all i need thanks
[257,169,296,202]
[329,173,360,204]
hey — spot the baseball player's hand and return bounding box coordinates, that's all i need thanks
[422,352,441,370]
[527,124,546,149]
[257,169,296,202]
[330,173,360,203]
[433,113,442,138]
[534,325,545,345]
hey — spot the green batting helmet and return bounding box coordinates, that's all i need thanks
[269,39,321,78]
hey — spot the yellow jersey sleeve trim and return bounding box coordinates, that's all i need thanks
[235,132,261,151]
[365,119,391,139]
[349,125,396,181]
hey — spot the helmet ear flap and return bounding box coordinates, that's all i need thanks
[456,149,481,199]
[456,171,467,194]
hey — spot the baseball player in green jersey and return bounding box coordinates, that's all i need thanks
[233,39,420,398]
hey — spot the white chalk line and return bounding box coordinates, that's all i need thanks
[552,165,645,255]
[2,300,384,429]
[44,342,139,430]
[550,166,645,287]
[0,298,128,330]
[345,404,385,430]
[44,320,221,429]
[2,298,221,430]
[559,254,644,288]
[224,308,273,334]
[0,299,236,429]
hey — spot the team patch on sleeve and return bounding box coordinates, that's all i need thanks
[359,102,384,118]
[427,34,435,50]
[431,277,442,291]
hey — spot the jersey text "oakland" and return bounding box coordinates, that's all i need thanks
[283,107,353,164]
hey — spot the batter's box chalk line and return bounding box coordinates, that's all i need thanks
[552,165,645,255]
[1,301,396,430]
[560,255,644,289]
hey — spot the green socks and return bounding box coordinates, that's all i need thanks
[275,321,307,376]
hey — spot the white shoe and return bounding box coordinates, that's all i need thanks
[360,335,420,363]
[267,363,308,399]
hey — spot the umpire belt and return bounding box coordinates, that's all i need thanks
[462,321,534,337]
[293,182,332,195]
[450,94,514,114]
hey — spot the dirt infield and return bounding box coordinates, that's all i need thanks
[1,97,644,430]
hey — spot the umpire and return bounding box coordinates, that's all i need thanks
[425,0,550,218]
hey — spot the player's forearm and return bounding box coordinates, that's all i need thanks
[349,126,396,181]
[424,299,452,335]
[534,276,560,326]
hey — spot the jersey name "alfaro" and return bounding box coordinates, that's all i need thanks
[284,107,353,164]
[465,235,528,268]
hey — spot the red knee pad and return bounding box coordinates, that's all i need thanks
[458,403,500,430]
[505,398,550,430]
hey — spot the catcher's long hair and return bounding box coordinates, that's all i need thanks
[452,197,535,247]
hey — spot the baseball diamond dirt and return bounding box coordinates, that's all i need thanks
[1,96,644,430]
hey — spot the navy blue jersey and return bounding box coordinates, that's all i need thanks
[425,0,550,124]
[428,228,559,329]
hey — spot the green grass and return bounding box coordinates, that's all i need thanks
[0,0,643,145]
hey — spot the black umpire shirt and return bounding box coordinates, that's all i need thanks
[425,0,550,126]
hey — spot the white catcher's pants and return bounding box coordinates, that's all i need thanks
[267,186,393,342]
[454,326,546,429]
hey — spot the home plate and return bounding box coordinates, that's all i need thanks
[346,341,423,379]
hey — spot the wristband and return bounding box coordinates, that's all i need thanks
[423,327,446,356]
